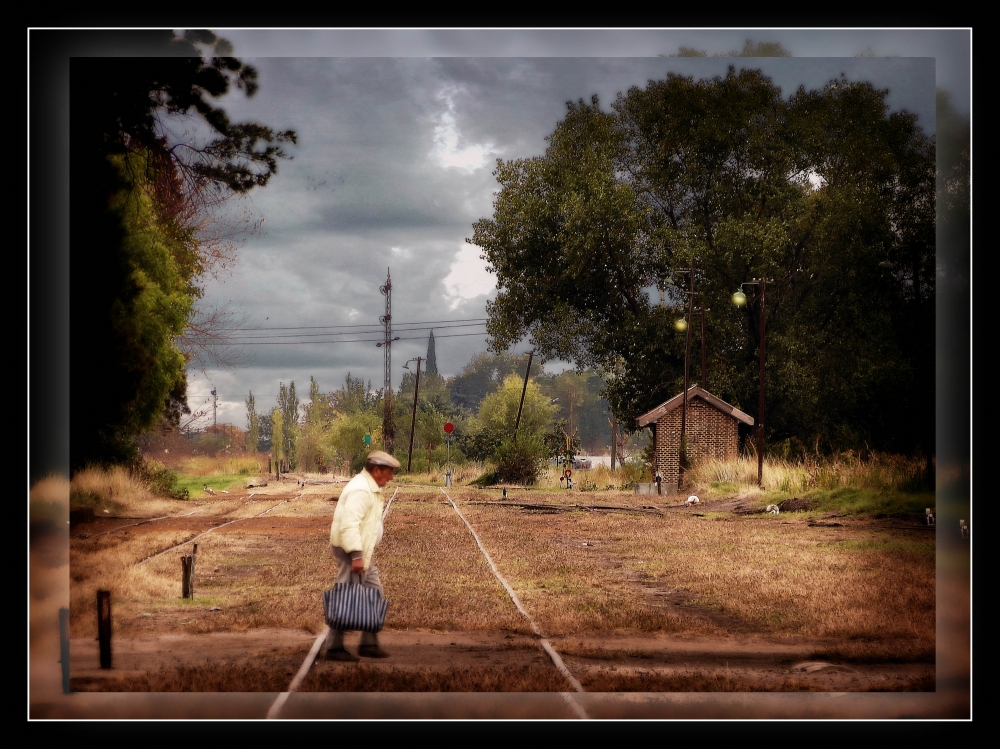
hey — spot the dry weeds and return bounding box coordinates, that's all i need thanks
[688,452,930,497]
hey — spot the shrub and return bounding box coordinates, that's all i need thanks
[137,460,189,500]
[493,435,547,485]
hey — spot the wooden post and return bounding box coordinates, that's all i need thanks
[96,589,112,669]
[59,607,70,693]
[182,556,193,599]
[757,279,766,488]
[191,544,198,598]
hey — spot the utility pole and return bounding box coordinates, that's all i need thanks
[403,357,423,473]
[700,305,707,392]
[732,278,768,488]
[378,269,399,453]
[679,262,696,490]
[610,411,617,471]
[512,350,534,440]
[757,279,766,488]
[211,388,217,428]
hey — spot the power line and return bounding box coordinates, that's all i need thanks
[224,317,488,332]
[189,322,487,341]
[184,331,490,346]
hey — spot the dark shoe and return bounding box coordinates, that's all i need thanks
[357,643,390,659]
[324,647,360,662]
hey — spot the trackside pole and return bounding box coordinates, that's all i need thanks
[59,607,70,693]
[97,590,112,669]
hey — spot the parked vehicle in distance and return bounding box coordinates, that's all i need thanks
[572,457,592,470]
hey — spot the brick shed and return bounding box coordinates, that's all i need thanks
[637,386,754,495]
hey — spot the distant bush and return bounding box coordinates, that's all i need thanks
[137,461,189,499]
[617,457,652,489]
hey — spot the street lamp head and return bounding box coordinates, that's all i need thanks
[674,317,688,332]
[732,290,747,307]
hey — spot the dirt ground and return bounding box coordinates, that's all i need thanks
[30,473,969,718]
[66,627,933,694]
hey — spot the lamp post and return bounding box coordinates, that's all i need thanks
[673,264,699,490]
[732,279,767,488]
[402,357,423,473]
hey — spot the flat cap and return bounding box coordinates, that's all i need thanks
[366,450,401,469]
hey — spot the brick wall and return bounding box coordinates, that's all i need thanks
[654,397,739,491]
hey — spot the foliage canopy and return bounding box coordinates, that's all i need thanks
[471,68,935,457]
[70,30,296,471]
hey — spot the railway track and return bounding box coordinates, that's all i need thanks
[265,487,587,719]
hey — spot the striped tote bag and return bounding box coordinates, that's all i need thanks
[323,582,389,633]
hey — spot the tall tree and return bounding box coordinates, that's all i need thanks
[330,373,378,415]
[446,351,543,413]
[245,391,259,454]
[277,381,300,469]
[472,68,934,458]
[271,408,284,471]
[70,30,296,472]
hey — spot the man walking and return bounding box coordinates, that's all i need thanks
[323,450,401,661]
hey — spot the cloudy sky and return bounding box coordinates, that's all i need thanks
[178,29,968,427]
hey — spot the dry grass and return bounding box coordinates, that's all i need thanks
[69,490,528,639]
[802,640,935,664]
[70,466,159,515]
[688,452,930,498]
[75,662,572,692]
[378,495,530,632]
[394,461,491,486]
[176,454,269,477]
[575,669,935,692]
[300,664,573,692]
[31,474,70,532]
[72,661,301,692]
[68,477,935,692]
[69,496,314,637]
[457,499,935,642]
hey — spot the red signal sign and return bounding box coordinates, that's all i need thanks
[443,422,455,434]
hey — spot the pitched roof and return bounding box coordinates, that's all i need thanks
[636,385,754,427]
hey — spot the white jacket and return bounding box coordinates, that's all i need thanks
[329,469,384,570]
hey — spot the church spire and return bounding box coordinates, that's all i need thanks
[426,329,438,375]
